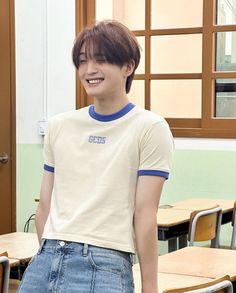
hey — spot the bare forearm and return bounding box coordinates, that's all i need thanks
[36,171,54,243]
[134,211,158,293]
[35,203,49,243]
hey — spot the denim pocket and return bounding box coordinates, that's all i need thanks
[88,252,125,276]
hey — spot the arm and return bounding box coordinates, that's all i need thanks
[134,175,165,293]
[35,170,54,243]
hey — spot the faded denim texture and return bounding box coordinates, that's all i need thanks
[17,239,134,293]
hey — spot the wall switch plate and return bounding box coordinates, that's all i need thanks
[38,120,48,136]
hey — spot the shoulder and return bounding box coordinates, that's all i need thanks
[48,107,89,129]
[45,107,89,140]
[132,106,171,135]
[49,107,89,125]
[132,106,165,125]
[132,107,174,153]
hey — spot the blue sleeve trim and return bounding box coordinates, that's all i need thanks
[44,164,55,173]
[138,170,169,179]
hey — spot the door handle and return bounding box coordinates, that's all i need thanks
[0,153,9,164]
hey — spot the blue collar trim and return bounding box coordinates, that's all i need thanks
[89,103,135,122]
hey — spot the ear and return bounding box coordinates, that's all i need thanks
[124,59,135,77]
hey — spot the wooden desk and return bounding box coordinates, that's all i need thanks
[171,199,235,213]
[0,232,39,263]
[158,199,234,252]
[133,264,213,293]
[159,246,236,281]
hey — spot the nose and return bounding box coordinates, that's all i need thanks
[86,60,98,75]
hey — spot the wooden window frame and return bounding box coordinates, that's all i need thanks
[75,0,95,109]
[75,0,236,138]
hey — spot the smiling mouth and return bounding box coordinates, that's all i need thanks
[86,78,104,84]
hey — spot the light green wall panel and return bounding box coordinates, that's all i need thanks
[17,144,43,232]
[162,150,236,203]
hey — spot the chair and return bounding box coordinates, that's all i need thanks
[188,206,222,248]
[163,275,233,293]
[0,252,10,293]
[24,213,36,232]
[230,201,236,249]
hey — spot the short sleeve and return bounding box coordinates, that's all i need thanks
[138,121,174,179]
[43,121,55,172]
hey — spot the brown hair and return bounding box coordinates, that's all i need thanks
[72,20,140,93]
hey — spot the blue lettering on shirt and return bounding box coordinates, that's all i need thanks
[88,136,106,144]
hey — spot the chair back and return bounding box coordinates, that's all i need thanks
[163,275,233,293]
[230,200,236,249]
[188,206,222,247]
[0,252,10,293]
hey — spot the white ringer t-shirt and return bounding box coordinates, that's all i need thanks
[42,103,174,253]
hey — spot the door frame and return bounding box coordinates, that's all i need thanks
[9,0,16,231]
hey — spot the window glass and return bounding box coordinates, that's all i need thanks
[151,0,203,29]
[151,34,202,73]
[215,79,236,117]
[216,31,236,71]
[96,0,113,21]
[151,80,202,118]
[217,0,236,25]
[128,80,145,108]
[96,0,145,30]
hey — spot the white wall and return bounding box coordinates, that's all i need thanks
[15,0,76,144]
[175,138,236,151]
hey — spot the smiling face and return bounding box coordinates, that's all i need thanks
[72,21,141,94]
[78,45,131,100]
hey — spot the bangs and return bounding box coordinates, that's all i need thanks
[81,36,114,63]
[72,23,135,69]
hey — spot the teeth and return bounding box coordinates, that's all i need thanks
[88,79,103,84]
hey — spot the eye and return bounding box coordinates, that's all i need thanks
[96,59,106,64]
[79,58,87,64]
[95,55,106,63]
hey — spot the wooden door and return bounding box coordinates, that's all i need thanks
[0,0,16,234]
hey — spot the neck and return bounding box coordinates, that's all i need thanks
[93,94,130,115]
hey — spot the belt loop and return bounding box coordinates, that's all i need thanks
[82,243,88,256]
[130,254,135,265]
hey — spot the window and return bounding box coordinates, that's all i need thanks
[76,0,236,138]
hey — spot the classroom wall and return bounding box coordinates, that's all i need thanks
[15,1,236,253]
[15,0,76,230]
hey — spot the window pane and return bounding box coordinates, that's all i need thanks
[216,32,236,71]
[215,79,236,117]
[96,0,113,21]
[128,80,145,108]
[136,37,145,74]
[151,35,202,73]
[96,0,145,30]
[151,80,202,118]
[151,0,203,29]
[217,0,236,25]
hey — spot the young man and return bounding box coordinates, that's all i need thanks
[18,20,174,293]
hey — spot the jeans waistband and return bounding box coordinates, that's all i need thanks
[41,239,134,264]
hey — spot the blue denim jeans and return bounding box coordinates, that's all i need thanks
[17,239,134,293]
